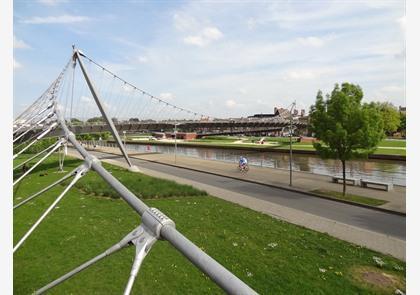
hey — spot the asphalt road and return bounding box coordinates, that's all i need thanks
[88,150,406,240]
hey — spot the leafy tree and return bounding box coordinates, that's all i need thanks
[86,116,105,123]
[398,112,406,137]
[70,118,83,125]
[309,83,384,195]
[100,131,111,140]
[369,102,400,136]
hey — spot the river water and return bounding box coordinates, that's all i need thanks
[107,142,406,186]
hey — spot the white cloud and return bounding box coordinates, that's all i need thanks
[121,84,134,93]
[297,35,334,48]
[381,85,403,92]
[184,27,223,47]
[14,58,22,69]
[78,95,114,116]
[14,35,30,49]
[225,99,242,108]
[137,56,149,63]
[285,70,317,80]
[22,14,91,24]
[80,95,92,102]
[173,13,198,32]
[101,62,135,72]
[247,18,257,30]
[159,92,174,100]
[37,0,67,6]
[183,36,205,47]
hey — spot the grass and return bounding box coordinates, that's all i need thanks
[14,154,405,294]
[76,162,208,199]
[311,189,388,207]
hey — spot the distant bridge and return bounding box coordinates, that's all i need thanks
[42,118,309,138]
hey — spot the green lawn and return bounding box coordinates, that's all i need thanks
[311,189,388,207]
[14,154,405,294]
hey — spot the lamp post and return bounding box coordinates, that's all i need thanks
[174,123,180,164]
[123,131,126,150]
[289,101,296,187]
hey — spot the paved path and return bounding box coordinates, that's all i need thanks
[69,147,405,260]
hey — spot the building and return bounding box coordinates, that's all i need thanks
[248,105,306,119]
[153,132,197,141]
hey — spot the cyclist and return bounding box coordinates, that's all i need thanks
[238,156,249,172]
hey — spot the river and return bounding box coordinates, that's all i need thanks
[102,142,406,186]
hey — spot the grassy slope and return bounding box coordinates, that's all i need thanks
[311,189,388,206]
[14,154,405,294]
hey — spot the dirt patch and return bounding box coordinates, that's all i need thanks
[350,266,405,293]
[361,271,394,287]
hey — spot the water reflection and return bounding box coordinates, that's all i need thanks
[126,143,406,186]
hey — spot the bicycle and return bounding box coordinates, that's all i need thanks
[238,163,249,173]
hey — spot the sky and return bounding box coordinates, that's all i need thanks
[13,0,405,119]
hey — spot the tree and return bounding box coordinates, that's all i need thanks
[86,116,105,123]
[70,118,83,125]
[398,112,406,138]
[309,83,384,195]
[369,102,400,136]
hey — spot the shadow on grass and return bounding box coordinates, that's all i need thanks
[13,158,82,180]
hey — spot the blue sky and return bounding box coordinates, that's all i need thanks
[14,0,405,118]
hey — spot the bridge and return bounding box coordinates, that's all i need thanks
[13,47,262,295]
[43,118,308,137]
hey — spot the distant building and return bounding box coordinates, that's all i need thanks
[248,105,306,119]
[274,107,291,117]
[399,106,406,113]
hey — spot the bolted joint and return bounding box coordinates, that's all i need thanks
[141,208,175,240]
[83,154,101,170]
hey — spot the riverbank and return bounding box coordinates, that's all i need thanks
[111,140,406,161]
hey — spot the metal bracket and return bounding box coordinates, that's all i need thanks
[123,208,175,295]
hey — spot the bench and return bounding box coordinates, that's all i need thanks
[360,179,393,191]
[332,176,360,186]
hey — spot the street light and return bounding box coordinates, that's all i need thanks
[123,131,126,150]
[174,123,180,164]
[289,101,296,187]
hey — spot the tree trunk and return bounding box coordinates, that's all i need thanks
[342,159,346,196]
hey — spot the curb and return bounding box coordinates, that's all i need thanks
[91,148,406,217]
[135,157,406,217]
